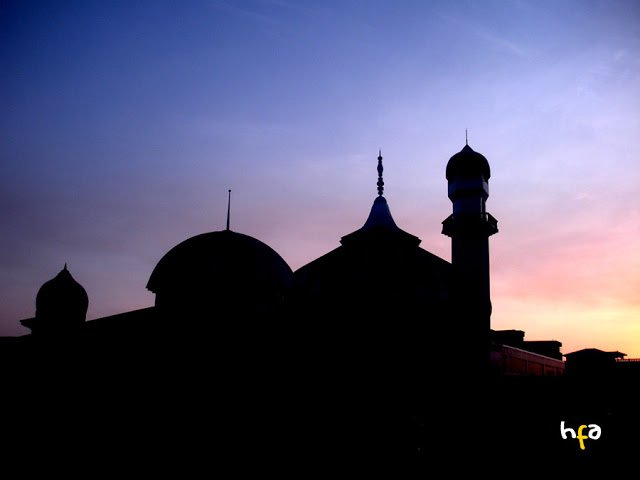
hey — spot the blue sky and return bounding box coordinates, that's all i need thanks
[1,0,639,354]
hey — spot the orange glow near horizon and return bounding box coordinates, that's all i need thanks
[492,298,640,358]
[490,214,640,357]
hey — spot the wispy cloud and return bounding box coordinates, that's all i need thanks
[473,28,527,57]
[436,11,528,58]
[210,0,278,25]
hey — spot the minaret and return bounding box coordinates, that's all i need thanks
[442,142,498,376]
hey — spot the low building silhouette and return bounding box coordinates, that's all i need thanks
[564,348,629,377]
[491,329,564,376]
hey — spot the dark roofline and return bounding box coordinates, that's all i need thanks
[564,348,626,358]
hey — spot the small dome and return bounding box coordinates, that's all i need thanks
[446,144,491,181]
[35,264,89,323]
[147,230,293,315]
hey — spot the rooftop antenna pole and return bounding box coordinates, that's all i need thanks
[465,129,468,146]
[377,149,384,196]
[226,189,231,231]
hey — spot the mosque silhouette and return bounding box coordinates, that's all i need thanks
[12,145,564,371]
[2,143,637,470]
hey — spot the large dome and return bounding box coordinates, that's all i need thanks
[446,144,491,180]
[147,230,293,316]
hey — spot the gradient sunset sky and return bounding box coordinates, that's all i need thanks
[2,0,639,355]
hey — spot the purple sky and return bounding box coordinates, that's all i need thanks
[1,1,639,355]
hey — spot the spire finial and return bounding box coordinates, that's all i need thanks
[376,150,384,197]
[226,189,231,231]
[63,263,68,271]
[465,129,468,146]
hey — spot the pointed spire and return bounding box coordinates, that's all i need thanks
[226,189,231,231]
[377,150,384,197]
[63,263,68,271]
[465,129,468,146]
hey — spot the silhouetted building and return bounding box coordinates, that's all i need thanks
[7,144,569,376]
[491,328,564,360]
[5,141,638,469]
[564,348,627,377]
[490,329,564,375]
